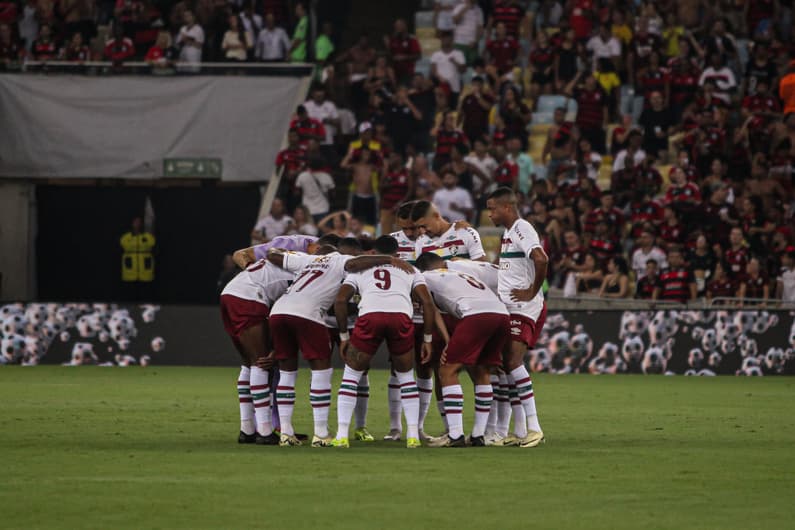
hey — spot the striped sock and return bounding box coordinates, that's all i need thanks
[270,368,280,431]
[310,368,333,438]
[250,366,272,436]
[496,374,511,437]
[238,366,255,435]
[485,374,499,435]
[442,385,464,439]
[417,377,433,431]
[388,374,402,432]
[473,384,493,438]
[354,373,369,429]
[436,400,449,431]
[506,375,527,438]
[511,366,541,433]
[276,370,297,436]
[336,365,363,440]
[396,370,420,440]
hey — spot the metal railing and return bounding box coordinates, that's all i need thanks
[4,60,314,77]
[547,294,795,311]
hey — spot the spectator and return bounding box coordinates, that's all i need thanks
[507,136,534,196]
[778,60,795,115]
[318,211,351,237]
[380,151,413,233]
[432,110,468,171]
[493,143,518,190]
[18,0,38,51]
[497,86,531,150]
[612,129,646,172]
[364,55,396,100]
[239,2,263,43]
[665,167,702,210]
[304,84,340,149]
[659,206,684,248]
[705,260,735,304]
[287,205,318,236]
[254,12,290,61]
[451,0,483,65]
[586,23,621,70]
[593,58,621,119]
[725,226,750,281]
[638,91,674,159]
[341,145,378,226]
[631,230,667,279]
[433,169,474,222]
[488,0,525,39]
[566,71,609,154]
[635,154,663,199]
[740,195,775,255]
[221,14,252,62]
[589,219,619,267]
[658,246,697,303]
[574,253,604,294]
[32,24,57,61]
[145,31,174,66]
[104,24,134,64]
[434,0,458,35]
[554,27,580,92]
[738,257,769,306]
[430,31,466,105]
[555,230,588,282]
[775,249,795,302]
[699,52,736,106]
[295,157,335,223]
[689,233,717,296]
[59,0,95,43]
[0,23,22,66]
[589,192,624,239]
[347,217,374,239]
[251,198,292,243]
[288,2,308,62]
[635,259,662,299]
[457,75,494,144]
[464,136,496,197]
[338,32,376,116]
[543,109,576,180]
[290,105,325,146]
[485,21,519,77]
[384,19,421,83]
[314,21,334,63]
[176,10,204,69]
[599,256,630,298]
[59,32,90,62]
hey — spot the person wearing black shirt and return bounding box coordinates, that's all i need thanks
[383,86,422,156]
[635,259,662,300]
[638,91,674,159]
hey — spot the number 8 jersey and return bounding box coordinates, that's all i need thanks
[343,265,425,318]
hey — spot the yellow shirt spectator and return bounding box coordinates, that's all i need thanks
[594,71,621,94]
[663,26,684,58]
[612,24,633,46]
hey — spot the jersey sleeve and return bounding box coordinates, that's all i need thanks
[511,220,542,257]
[342,271,360,291]
[411,271,427,290]
[462,227,486,260]
[282,251,314,273]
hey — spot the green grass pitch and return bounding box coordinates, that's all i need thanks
[1,367,794,530]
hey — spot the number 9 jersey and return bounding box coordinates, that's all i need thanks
[343,265,426,318]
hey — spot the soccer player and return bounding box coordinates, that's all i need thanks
[266,240,411,447]
[220,258,294,445]
[232,234,340,269]
[415,252,510,447]
[332,235,441,448]
[485,187,547,448]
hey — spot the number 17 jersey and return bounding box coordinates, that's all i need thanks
[343,265,425,318]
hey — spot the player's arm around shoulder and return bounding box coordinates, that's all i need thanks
[335,281,357,358]
[233,247,257,269]
[345,255,414,274]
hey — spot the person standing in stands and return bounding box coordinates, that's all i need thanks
[120,217,155,301]
[288,2,307,62]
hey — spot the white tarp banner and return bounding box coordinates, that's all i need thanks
[0,75,306,181]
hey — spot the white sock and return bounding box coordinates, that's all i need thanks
[442,384,464,439]
[387,374,402,432]
[237,366,255,435]
[354,373,370,429]
[250,366,272,436]
[335,365,363,440]
[276,370,297,436]
[310,368,333,438]
[506,375,527,438]
[510,365,542,433]
[396,369,420,440]
[436,400,449,431]
[417,377,433,431]
[485,374,499,435]
[496,374,511,437]
[472,384,493,438]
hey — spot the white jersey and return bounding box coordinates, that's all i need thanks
[390,230,418,263]
[270,251,352,325]
[343,264,425,318]
[422,269,508,319]
[221,259,294,306]
[447,259,500,294]
[498,219,545,318]
[415,223,485,262]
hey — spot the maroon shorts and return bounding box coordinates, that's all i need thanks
[351,312,414,356]
[509,303,547,348]
[220,294,269,340]
[328,326,354,347]
[445,313,510,366]
[269,314,332,361]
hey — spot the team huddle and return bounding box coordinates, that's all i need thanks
[220,187,547,448]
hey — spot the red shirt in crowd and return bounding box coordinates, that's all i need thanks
[669,69,699,106]
[636,274,662,299]
[289,117,325,146]
[725,246,749,280]
[665,182,701,205]
[486,36,519,74]
[104,37,135,63]
[659,267,694,302]
[494,158,518,186]
[587,207,624,236]
[380,169,410,210]
[491,1,524,38]
[574,87,607,130]
[570,0,595,40]
[275,145,307,174]
[32,38,57,61]
[388,33,421,80]
[435,128,468,157]
[659,221,684,247]
[707,277,736,299]
[630,199,664,237]
[589,236,619,265]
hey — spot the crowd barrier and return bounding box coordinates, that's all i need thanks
[1,302,793,375]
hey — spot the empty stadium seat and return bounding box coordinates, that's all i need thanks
[414,11,434,29]
[536,95,568,113]
[531,111,554,125]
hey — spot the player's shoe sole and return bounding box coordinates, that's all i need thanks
[518,431,545,448]
[311,435,333,447]
[354,427,375,442]
[426,434,450,448]
[279,433,303,446]
[470,435,486,447]
[331,437,350,448]
[442,435,467,448]
[383,429,402,441]
[255,432,280,445]
[238,431,256,444]
[406,437,422,448]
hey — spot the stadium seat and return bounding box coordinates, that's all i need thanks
[531,111,554,125]
[416,27,435,40]
[419,37,441,56]
[536,95,568,113]
[414,57,431,77]
[414,11,434,29]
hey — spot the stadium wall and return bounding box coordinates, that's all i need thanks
[2,303,793,375]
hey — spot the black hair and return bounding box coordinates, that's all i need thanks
[316,234,341,247]
[373,235,399,255]
[646,259,658,267]
[338,237,362,253]
[415,252,444,271]
[358,237,374,252]
[612,256,629,275]
[487,187,516,203]
[396,200,418,220]
[410,200,433,221]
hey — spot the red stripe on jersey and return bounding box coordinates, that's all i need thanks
[422,239,466,253]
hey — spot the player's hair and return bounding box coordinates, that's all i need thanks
[358,237,374,252]
[410,200,433,221]
[314,244,337,255]
[487,187,516,204]
[396,200,418,220]
[338,237,362,254]
[316,234,341,247]
[373,235,399,256]
[415,252,444,271]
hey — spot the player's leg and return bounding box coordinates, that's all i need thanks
[438,361,465,446]
[471,315,507,446]
[414,326,434,439]
[485,371,500,439]
[268,315,301,446]
[385,365,403,440]
[354,369,374,442]
[333,345,373,447]
[237,321,278,445]
[470,364,493,444]
[496,371,512,438]
[391,348,421,448]
[298,321,334,447]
